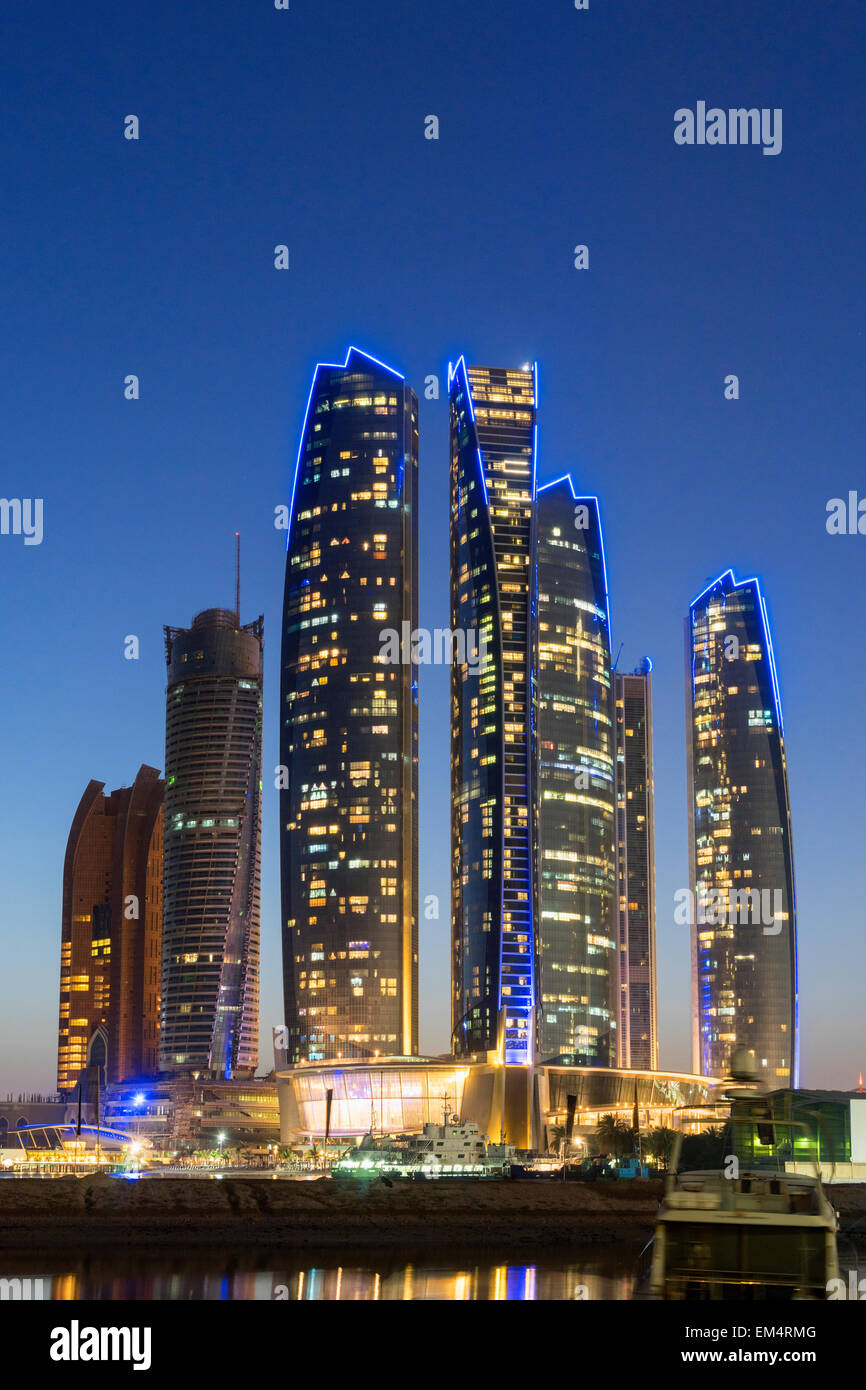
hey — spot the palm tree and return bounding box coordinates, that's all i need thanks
[681,1124,727,1170]
[596,1114,636,1159]
[645,1126,675,1171]
[594,1113,618,1157]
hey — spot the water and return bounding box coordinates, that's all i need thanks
[0,1244,643,1300]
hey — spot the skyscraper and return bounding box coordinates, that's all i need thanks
[615,662,658,1070]
[280,347,419,1063]
[161,607,263,1077]
[449,359,536,1063]
[58,765,163,1091]
[534,477,617,1064]
[686,569,797,1084]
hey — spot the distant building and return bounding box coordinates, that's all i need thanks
[615,663,658,1070]
[280,347,419,1063]
[686,569,797,1083]
[161,607,263,1077]
[57,765,163,1091]
[103,1077,281,1153]
[534,477,617,1064]
[732,1089,866,1180]
[0,1099,92,1155]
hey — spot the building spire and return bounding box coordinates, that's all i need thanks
[235,532,241,624]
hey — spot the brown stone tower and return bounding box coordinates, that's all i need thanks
[57,765,164,1090]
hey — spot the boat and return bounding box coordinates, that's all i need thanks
[333,1116,514,1180]
[508,1154,563,1179]
[649,1127,839,1300]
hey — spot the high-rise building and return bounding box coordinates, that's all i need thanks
[280,347,419,1063]
[686,569,797,1084]
[161,607,263,1077]
[58,765,163,1091]
[615,662,658,1070]
[449,358,536,1063]
[533,477,617,1064]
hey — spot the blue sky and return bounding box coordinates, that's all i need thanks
[1,0,864,1092]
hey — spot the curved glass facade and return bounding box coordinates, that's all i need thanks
[161,608,263,1077]
[534,479,616,1064]
[287,1059,469,1137]
[280,348,418,1063]
[278,1058,711,1140]
[449,360,536,1062]
[687,569,797,1084]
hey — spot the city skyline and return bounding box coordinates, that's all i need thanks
[47,354,809,1095]
[2,1,863,1097]
[8,340,857,1092]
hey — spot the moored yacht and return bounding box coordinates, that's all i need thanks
[333,1116,514,1179]
[649,1165,838,1300]
[648,1084,840,1303]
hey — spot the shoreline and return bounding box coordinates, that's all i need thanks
[2,1175,864,1253]
[0,1174,663,1250]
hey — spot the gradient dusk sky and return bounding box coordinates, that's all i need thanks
[1,0,864,1093]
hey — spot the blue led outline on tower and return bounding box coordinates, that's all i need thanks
[286,346,406,556]
[688,565,796,1082]
[689,568,784,734]
[449,355,489,507]
[452,357,538,1064]
[281,347,416,1063]
[531,361,539,501]
[536,475,612,637]
[533,471,618,1064]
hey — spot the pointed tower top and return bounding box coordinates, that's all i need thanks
[235,532,240,624]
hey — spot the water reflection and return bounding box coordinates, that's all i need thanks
[10,1246,642,1301]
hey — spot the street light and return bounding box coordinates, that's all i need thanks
[217,1132,227,1165]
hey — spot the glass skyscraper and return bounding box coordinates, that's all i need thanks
[449,359,536,1063]
[534,477,617,1064]
[615,663,658,1070]
[161,607,263,1077]
[686,569,797,1084]
[280,347,418,1063]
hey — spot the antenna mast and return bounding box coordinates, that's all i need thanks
[235,532,240,624]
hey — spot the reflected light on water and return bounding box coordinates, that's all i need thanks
[28,1249,640,1301]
